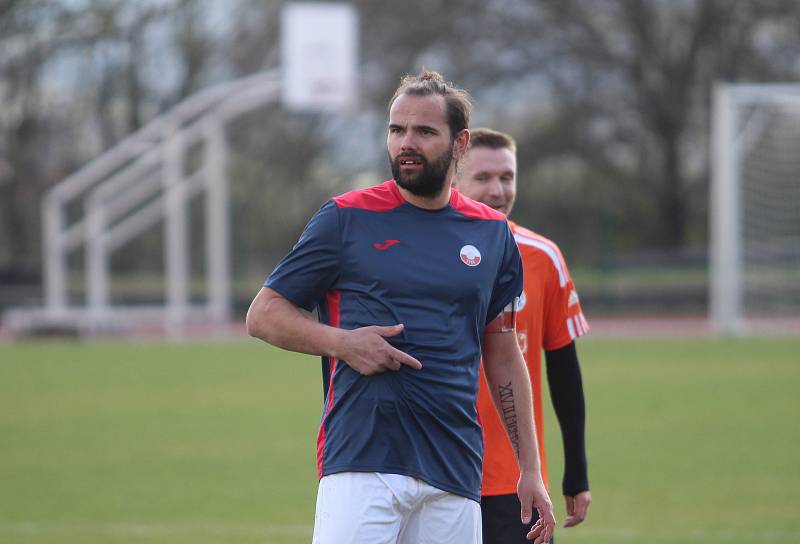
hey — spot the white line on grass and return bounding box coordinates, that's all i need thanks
[3,523,799,542]
[0,522,313,538]
[549,528,800,542]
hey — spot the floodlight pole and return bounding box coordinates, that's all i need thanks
[86,193,110,318]
[710,84,743,335]
[43,194,67,313]
[163,123,190,335]
[204,116,231,323]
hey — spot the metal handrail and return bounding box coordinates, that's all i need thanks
[39,69,281,324]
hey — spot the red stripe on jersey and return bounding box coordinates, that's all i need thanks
[450,189,507,221]
[317,289,341,478]
[476,396,486,454]
[332,180,405,211]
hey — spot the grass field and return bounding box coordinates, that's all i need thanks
[1,337,799,544]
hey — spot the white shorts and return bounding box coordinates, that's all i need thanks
[312,472,482,544]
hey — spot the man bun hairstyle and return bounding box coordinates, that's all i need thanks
[468,128,517,154]
[389,69,471,138]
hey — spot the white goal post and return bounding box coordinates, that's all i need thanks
[710,83,800,335]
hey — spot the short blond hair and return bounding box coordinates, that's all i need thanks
[468,128,517,154]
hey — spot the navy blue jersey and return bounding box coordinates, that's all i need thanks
[266,180,523,502]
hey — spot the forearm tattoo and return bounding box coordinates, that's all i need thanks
[498,381,520,458]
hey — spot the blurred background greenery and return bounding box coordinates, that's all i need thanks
[2,0,799,319]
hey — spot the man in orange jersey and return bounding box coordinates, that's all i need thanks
[454,128,591,544]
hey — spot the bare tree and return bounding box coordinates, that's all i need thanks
[2,0,799,308]
[0,0,213,278]
[498,0,800,249]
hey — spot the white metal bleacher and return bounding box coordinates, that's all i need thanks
[4,70,281,336]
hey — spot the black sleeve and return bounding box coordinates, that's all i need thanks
[545,341,589,496]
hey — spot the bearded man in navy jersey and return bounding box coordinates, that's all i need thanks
[247,70,555,544]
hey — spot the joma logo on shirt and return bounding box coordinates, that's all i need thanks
[374,240,401,250]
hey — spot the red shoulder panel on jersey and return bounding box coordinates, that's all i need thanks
[451,189,507,221]
[332,180,405,211]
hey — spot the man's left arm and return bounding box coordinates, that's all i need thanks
[483,323,555,544]
[545,341,591,527]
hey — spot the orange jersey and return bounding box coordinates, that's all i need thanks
[478,221,589,496]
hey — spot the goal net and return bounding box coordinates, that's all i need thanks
[711,84,800,335]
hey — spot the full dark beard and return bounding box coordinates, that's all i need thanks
[390,145,453,198]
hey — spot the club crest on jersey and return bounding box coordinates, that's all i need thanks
[459,245,482,267]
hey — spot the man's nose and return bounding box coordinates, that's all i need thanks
[487,178,503,197]
[400,132,419,151]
